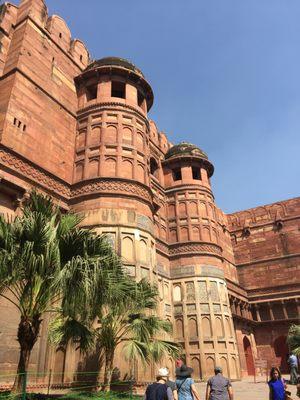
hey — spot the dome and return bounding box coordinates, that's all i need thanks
[165,141,208,161]
[85,57,144,77]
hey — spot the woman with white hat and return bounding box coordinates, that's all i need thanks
[144,367,174,400]
[175,365,201,400]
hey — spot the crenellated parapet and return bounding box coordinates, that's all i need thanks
[0,0,90,184]
[14,0,89,68]
[227,198,300,232]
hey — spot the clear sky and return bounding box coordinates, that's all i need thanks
[45,0,300,213]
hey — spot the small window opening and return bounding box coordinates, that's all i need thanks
[172,168,182,181]
[86,85,97,101]
[59,33,62,39]
[23,124,26,132]
[111,81,125,99]
[137,90,144,107]
[192,166,201,180]
[13,117,17,126]
[80,55,83,62]
[150,158,159,179]
[18,120,22,128]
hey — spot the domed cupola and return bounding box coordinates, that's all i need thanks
[164,141,214,178]
[75,56,153,114]
[165,141,208,161]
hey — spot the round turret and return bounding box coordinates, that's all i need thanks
[75,56,154,113]
[163,141,214,181]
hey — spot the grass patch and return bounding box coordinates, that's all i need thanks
[60,392,142,400]
[0,392,142,400]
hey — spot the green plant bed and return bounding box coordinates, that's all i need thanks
[60,392,142,400]
[0,392,142,400]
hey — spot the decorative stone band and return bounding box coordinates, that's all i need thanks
[170,265,195,278]
[169,241,223,258]
[0,147,154,209]
[71,177,153,206]
[156,239,169,255]
[159,265,225,279]
[199,265,225,279]
[77,102,150,128]
[156,240,223,258]
[0,146,71,198]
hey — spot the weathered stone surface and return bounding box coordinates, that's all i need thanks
[0,0,298,387]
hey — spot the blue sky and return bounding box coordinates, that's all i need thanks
[46,0,300,213]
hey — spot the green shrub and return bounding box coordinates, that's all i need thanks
[0,392,142,400]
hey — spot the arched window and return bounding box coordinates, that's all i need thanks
[150,158,159,179]
[173,285,182,302]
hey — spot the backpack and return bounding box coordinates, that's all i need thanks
[145,382,168,400]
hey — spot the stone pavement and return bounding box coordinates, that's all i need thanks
[195,375,298,400]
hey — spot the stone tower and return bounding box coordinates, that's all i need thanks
[72,57,156,279]
[160,142,240,379]
[71,57,160,380]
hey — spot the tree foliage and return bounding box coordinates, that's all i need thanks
[0,191,122,391]
[287,324,300,356]
[51,276,181,390]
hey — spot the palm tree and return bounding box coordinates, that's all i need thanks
[50,277,180,391]
[0,192,122,392]
[97,278,180,390]
[287,324,300,356]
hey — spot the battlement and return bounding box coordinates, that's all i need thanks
[0,0,89,78]
[227,196,300,231]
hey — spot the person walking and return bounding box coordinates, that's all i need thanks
[296,376,300,398]
[175,364,201,400]
[205,367,233,400]
[268,367,287,400]
[163,367,178,400]
[288,353,299,385]
[144,367,174,400]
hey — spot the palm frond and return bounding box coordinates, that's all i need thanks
[22,191,56,219]
[123,340,150,365]
[49,316,96,353]
[148,340,181,362]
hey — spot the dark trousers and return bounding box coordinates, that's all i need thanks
[290,366,298,384]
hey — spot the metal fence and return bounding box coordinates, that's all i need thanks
[0,370,143,399]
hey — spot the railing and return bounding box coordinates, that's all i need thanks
[0,370,142,399]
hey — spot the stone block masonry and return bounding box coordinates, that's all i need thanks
[0,0,298,385]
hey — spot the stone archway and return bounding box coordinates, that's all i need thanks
[274,336,289,373]
[243,336,255,376]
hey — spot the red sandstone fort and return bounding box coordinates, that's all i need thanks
[0,0,299,385]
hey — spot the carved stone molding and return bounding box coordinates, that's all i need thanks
[77,102,149,128]
[169,242,222,257]
[156,240,169,255]
[71,178,153,205]
[155,240,223,258]
[0,147,71,198]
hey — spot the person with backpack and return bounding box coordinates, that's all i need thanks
[144,367,174,400]
[175,364,201,400]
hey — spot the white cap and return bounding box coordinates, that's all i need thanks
[157,367,169,378]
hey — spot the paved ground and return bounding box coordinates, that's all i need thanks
[195,375,298,400]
